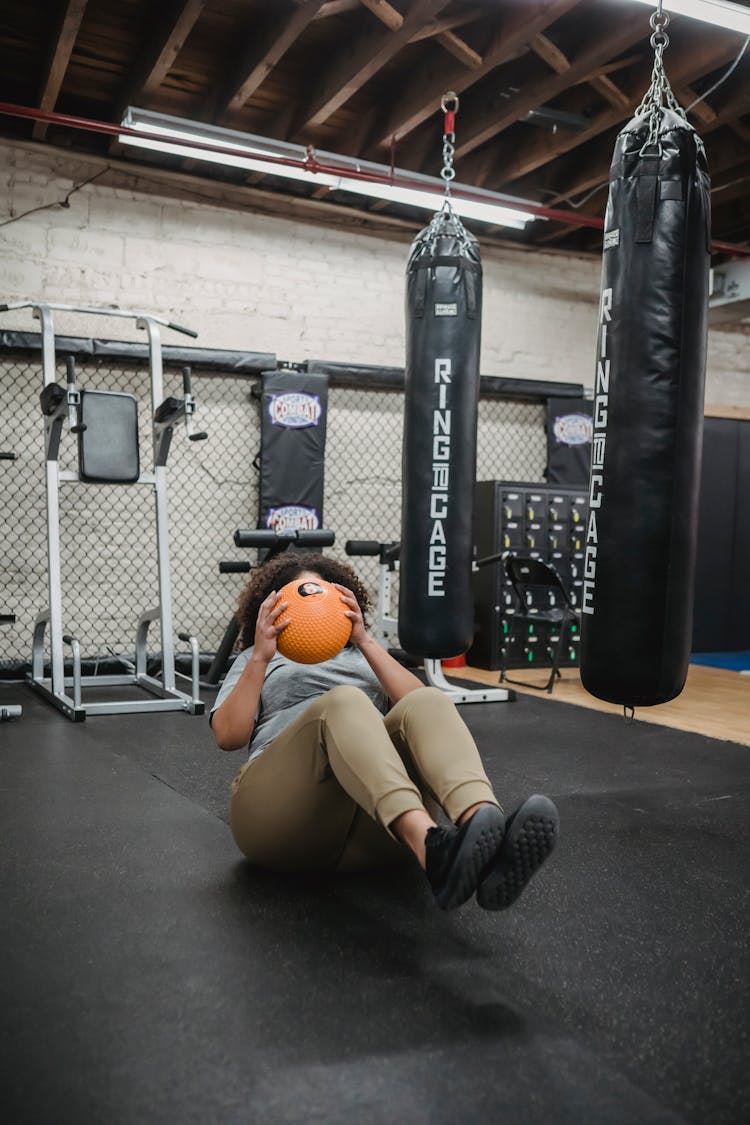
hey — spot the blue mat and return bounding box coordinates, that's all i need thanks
[691,650,750,671]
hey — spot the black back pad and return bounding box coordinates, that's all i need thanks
[78,390,140,484]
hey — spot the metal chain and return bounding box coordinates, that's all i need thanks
[421,91,472,247]
[635,5,686,154]
[440,91,459,197]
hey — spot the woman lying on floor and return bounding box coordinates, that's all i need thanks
[210,551,559,912]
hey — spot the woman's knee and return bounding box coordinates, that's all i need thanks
[322,684,377,716]
[229,773,357,871]
[399,686,453,718]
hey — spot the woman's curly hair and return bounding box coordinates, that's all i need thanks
[236,551,372,651]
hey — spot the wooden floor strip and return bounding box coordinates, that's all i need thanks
[451,662,750,748]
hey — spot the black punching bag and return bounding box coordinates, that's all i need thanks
[580,101,711,707]
[398,208,482,658]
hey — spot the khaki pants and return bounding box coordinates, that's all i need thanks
[229,685,499,873]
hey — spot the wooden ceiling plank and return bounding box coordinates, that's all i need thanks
[590,74,630,110]
[676,86,717,125]
[315,1,360,18]
[712,157,750,195]
[493,37,742,187]
[33,0,89,140]
[534,220,578,245]
[358,0,403,31]
[339,103,379,155]
[221,0,326,117]
[595,53,644,78]
[409,9,484,43]
[454,16,646,160]
[530,33,570,75]
[113,0,206,120]
[535,89,750,248]
[297,0,451,133]
[712,176,750,210]
[555,83,750,206]
[371,0,582,150]
[435,30,483,70]
[140,0,207,98]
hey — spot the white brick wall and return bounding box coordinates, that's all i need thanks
[1,139,745,404]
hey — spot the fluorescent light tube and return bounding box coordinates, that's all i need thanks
[119,110,538,230]
[629,0,750,35]
[321,178,530,229]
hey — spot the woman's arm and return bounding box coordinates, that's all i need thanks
[335,583,423,704]
[211,589,289,751]
[211,653,269,751]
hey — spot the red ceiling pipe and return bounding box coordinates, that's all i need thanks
[0,101,748,255]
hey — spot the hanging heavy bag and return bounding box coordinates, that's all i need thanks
[580,20,711,708]
[398,204,482,658]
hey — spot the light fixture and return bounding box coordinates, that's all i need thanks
[119,108,540,230]
[629,0,750,36]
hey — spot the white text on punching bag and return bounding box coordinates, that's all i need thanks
[429,358,452,596]
[582,288,611,615]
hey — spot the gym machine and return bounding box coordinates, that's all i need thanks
[346,539,512,705]
[204,527,336,685]
[0,301,207,721]
[1,450,22,721]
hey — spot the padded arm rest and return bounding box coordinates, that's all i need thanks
[39,383,67,416]
[154,396,184,424]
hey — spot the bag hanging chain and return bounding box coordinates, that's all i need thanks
[440,91,459,199]
[421,91,472,246]
[636,3,686,153]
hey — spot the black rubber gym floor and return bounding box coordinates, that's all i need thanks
[1,682,748,1125]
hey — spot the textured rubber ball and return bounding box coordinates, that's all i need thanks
[276,577,353,664]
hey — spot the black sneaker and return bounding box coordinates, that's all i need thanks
[476,794,559,911]
[425,803,506,911]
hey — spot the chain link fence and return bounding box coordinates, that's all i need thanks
[1,348,546,669]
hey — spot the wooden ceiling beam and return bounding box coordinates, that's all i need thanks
[358,0,483,65]
[555,83,750,207]
[315,1,360,17]
[595,53,644,79]
[435,29,483,70]
[590,74,630,110]
[295,0,450,133]
[358,0,403,31]
[544,113,750,217]
[113,0,206,119]
[371,0,582,150]
[33,0,89,141]
[492,36,742,188]
[676,86,717,125]
[533,218,583,246]
[409,10,484,43]
[454,16,646,160]
[527,39,631,164]
[218,0,325,119]
[529,33,570,75]
[534,103,750,249]
[711,158,750,206]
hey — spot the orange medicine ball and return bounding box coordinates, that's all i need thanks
[275,577,353,664]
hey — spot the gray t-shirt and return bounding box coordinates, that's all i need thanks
[210,644,388,760]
